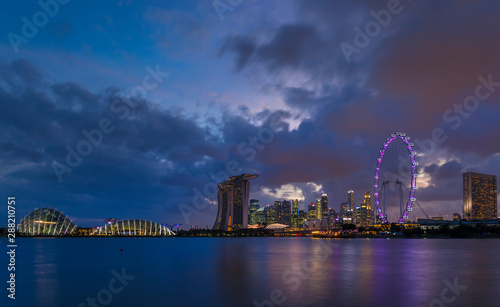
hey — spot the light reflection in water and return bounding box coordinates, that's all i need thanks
[4,237,500,307]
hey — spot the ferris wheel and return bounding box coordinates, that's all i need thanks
[374,132,418,224]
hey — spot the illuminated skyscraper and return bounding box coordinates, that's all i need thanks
[248,199,260,225]
[348,190,354,208]
[292,199,299,216]
[281,200,292,225]
[274,201,283,223]
[341,190,355,224]
[291,199,299,227]
[308,202,317,220]
[255,207,266,224]
[463,172,497,220]
[265,204,276,224]
[315,197,322,219]
[320,194,328,220]
[213,174,259,231]
[355,192,372,227]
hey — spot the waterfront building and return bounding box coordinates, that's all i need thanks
[355,191,373,226]
[95,219,175,236]
[291,199,299,227]
[320,194,328,221]
[348,190,354,208]
[308,202,317,220]
[213,173,259,231]
[274,200,283,224]
[18,208,77,236]
[315,197,322,219]
[265,204,276,224]
[282,200,292,225]
[340,191,355,225]
[255,207,266,224]
[248,199,260,225]
[298,211,307,226]
[463,172,497,220]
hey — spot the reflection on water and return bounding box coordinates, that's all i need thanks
[1,238,499,307]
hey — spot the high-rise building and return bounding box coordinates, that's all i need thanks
[315,197,322,219]
[320,194,328,221]
[463,172,497,220]
[248,199,260,225]
[340,202,349,223]
[291,199,300,227]
[274,201,283,223]
[298,210,307,226]
[348,190,354,208]
[281,200,292,225]
[308,202,317,220]
[340,190,355,224]
[213,174,259,231]
[361,191,373,225]
[255,207,266,224]
[265,204,276,224]
[328,208,338,228]
[355,193,372,227]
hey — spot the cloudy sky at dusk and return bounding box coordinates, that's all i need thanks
[1,0,499,227]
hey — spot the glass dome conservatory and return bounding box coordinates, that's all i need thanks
[18,208,77,236]
[93,219,175,236]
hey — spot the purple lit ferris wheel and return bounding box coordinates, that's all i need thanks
[374,132,418,224]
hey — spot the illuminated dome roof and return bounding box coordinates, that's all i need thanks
[265,223,290,230]
[18,208,77,236]
[93,219,175,236]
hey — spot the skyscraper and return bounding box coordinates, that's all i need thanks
[291,199,299,227]
[315,197,322,219]
[255,207,266,224]
[355,192,372,227]
[248,199,260,225]
[320,194,328,220]
[308,202,317,220]
[213,174,259,231]
[348,190,354,208]
[274,200,283,223]
[463,172,497,220]
[281,200,292,225]
[341,190,355,224]
[265,204,276,224]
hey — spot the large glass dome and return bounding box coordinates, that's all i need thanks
[18,208,77,236]
[93,219,175,236]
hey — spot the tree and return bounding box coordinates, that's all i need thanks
[342,223,357,231]
[390,223,401,233]
[439,224,450,234]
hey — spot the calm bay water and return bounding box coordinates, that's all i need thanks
[2,237,500,307]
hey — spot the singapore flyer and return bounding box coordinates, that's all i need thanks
[374,132,418,224]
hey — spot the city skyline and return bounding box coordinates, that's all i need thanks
[3,2,500,307]
[1,1,500,228]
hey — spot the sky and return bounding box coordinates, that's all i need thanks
[1,0,499,228]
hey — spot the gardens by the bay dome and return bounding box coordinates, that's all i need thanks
[18,208,77,236]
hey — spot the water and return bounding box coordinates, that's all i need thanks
[1,237,499,307]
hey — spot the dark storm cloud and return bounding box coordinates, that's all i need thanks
[217,0,500,216]
[417,160,464,203]
[0,59,233,223]
[220,24,325,73]
[425,161,464,181]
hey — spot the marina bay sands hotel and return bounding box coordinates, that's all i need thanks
[213,174,258,231]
